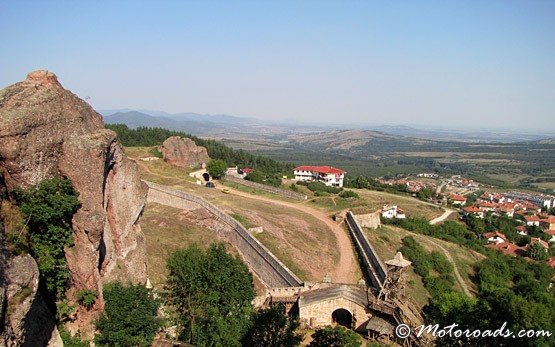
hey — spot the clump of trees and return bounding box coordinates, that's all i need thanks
[425,250,555,346]
[106,124,293,175]
[399,236,455,298]
[206,159,227,179]
[165,243,256,346]
[243,304,303,347]
[12,178,80,301]
[244,171,283,187]
[95,283,161,346]
[308,326,361,347]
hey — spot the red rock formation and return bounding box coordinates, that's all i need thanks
[0,70,147,339]
[161,136,210,169]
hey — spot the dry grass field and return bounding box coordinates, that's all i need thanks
[141,202,267,294]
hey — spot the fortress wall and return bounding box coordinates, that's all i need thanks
[224,175,307,200]
[345,212,387,290]
[144,181,303,288]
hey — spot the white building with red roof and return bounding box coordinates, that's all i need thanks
[293,165,346,187]
[449,193,467,206]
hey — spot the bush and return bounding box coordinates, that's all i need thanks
[307,182,342,194]
[148,147,163,158]
[95,283,161,347]
[339,190,359,199]
[207,159,227,179]
[76,289,97,309]
[308,326,361,347]
[13,178,80,299]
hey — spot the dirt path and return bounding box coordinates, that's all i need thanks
[217,185,359,284]
[429,208,456,225]
[403,230,472,296]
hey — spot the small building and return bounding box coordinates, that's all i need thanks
[462,205,484,218]
[524,215,541,227]
[529,237,550,251]
[486,242,527,257]
[381,205,405,219]
[540,216,555,231]
[515,225,528,236]
[449,194,467,206]
[483,231,508,245]
[293,165,346,187]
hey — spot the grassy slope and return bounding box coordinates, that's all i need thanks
[365,225,484,308]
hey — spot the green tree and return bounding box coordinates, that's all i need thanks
[95,283,161,347]
[243,304,303,347]
[207,159,227,179]
[308,326,361,347]
[527,242,549,261]
[13,178,80,300]
[166,243,255,346]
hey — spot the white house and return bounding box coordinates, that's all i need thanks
[293,165,346,187]
[381,205,406,219]
[484,231,508,245]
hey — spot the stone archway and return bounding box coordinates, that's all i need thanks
[332,308,352,328]
[202,172,210,182]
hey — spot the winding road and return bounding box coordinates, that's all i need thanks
[215,185,360,284]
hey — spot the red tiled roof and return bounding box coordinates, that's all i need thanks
[449,194,467,201]
[541,216,555,223]
[479,201,497,208]
[484,231,508,241]
[543,230,555,236]
[463,206,481,213]
[530,238,549,249]
[486,242,526,257]
[294,165,346,175]
[525,215,541,222]
[515,226,527,232]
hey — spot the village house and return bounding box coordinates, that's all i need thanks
[381,205,406,219]
[293,165,346,187]
[449,193,467,206]
[484,231,508,245]
[515,225,529,236]
[462,205,484,218]
[529,238,550,251]
[540,216,555,231]
[486,242,527,257]
[524,215,541,227]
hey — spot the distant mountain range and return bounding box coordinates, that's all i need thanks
[99,109,554,143]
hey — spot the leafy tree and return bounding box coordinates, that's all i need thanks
[308,326,361,347]
[13,178,80,300]
[76,289,97,309]
[243,304,303,347]
[527,242,548,261]
[95,283,161,347]
[166,243,255,346]
[207,159,227,179]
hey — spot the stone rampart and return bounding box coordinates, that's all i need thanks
[144,181,303,288]
[224,176,307,201]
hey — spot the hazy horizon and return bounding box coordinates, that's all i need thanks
[1,1,554,131]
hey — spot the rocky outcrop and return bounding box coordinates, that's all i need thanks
[161,136,210,169]
[0,70,148,339]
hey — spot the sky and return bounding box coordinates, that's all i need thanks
[1,1,554,131]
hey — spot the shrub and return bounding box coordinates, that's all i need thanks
[76,289,97,309]
[339,190,359,199]
[95,283,161,347]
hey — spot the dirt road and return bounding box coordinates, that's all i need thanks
[217,186,359,284]
[429,208,456,225]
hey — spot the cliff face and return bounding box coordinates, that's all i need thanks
[0,71,148,339]
[161,136,210,169]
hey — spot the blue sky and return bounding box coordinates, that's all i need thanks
[1,1,554,131]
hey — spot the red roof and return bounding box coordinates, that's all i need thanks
[294,165,346,175]
[487,242,527,257]
[515,226,527,232]
[541,216,555,223]
[530,238,549,249]
[525,215,541,222]
[484,231,508,241]
[449,194,467,201]
[463,206,481,213]
[543,230,555,236]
